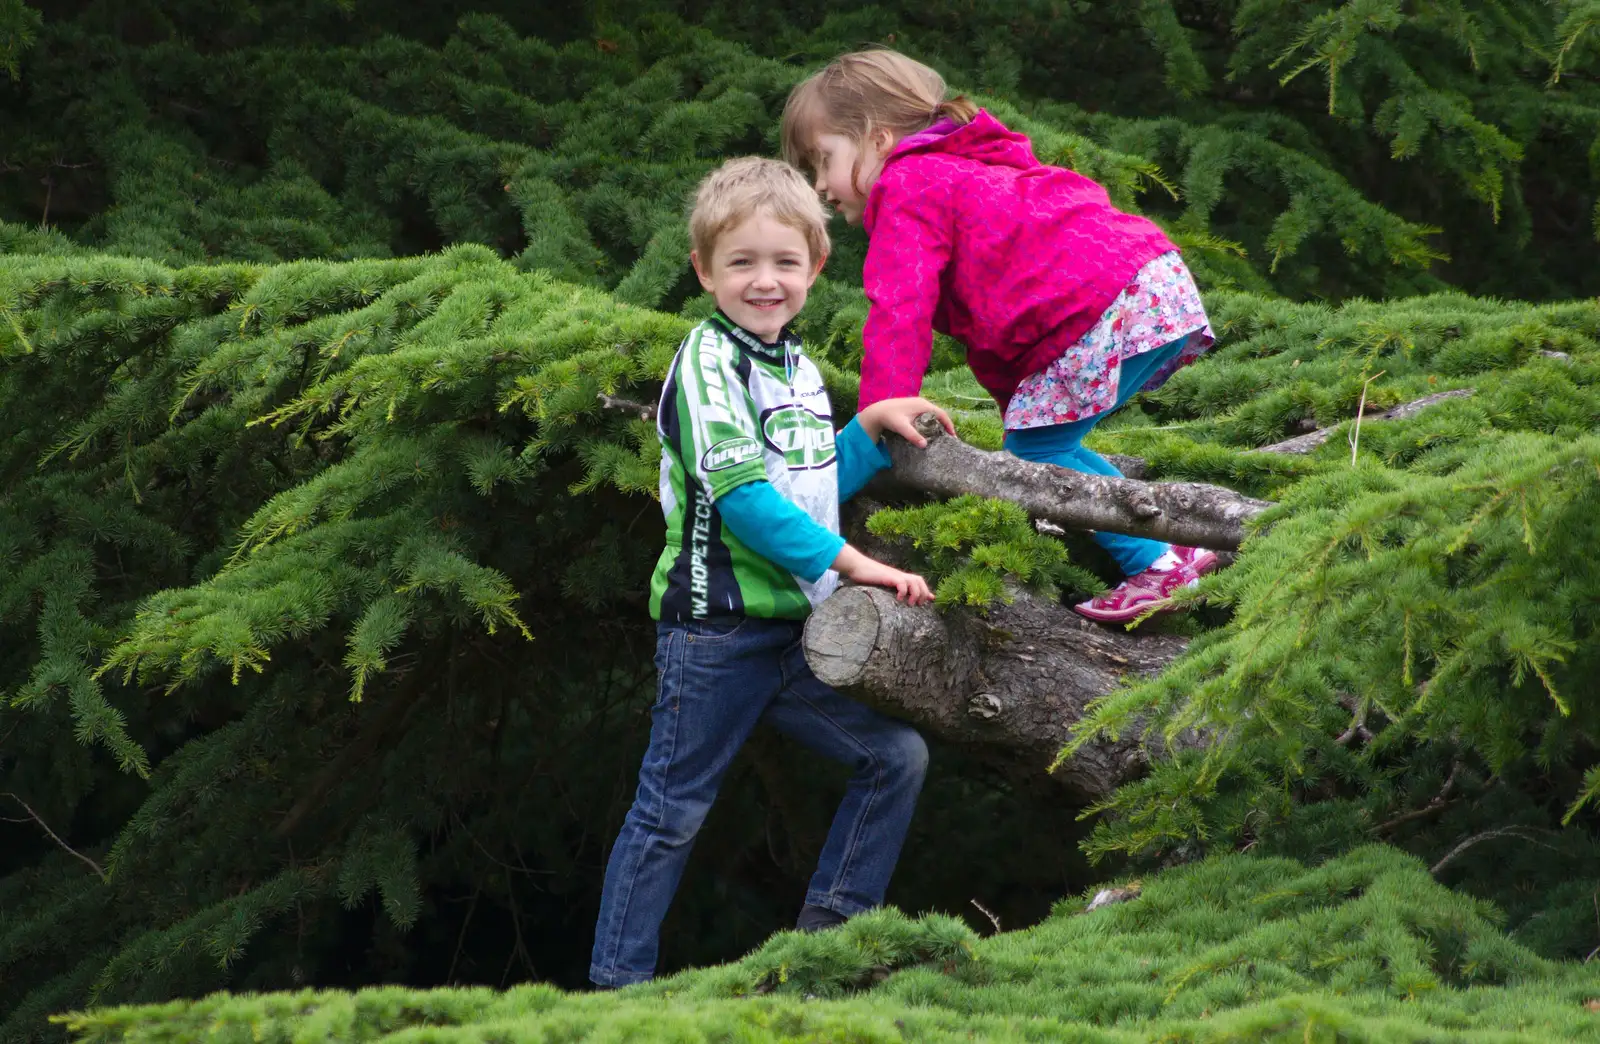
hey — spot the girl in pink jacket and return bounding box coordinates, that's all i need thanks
[782,49,1219,625]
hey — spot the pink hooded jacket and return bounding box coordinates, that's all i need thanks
[859,110,1177,412]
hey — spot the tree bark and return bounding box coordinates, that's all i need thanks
[803,584,1189,799]
[1103,453,1147,479]
[823,414,1269,795]
[812,393,1476,791]
[1252,388,1476,455]
[884,415,1270,551]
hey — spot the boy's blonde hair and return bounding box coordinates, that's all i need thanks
[689,157,830,266]
[781,49,978,178]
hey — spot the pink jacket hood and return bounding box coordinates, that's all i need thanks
[893,110,1039,169]
[857,110,1177,411]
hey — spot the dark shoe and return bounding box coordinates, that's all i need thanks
[795,903,848,933]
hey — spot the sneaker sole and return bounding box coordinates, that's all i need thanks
[1073,595,1170,624]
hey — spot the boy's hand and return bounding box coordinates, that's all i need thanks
[832,545,936,606]
[856,397,955,448]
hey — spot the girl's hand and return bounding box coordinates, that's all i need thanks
[856,397,956,448]
[832,545,936,606]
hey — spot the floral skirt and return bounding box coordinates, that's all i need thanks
[1004,251,1214,430]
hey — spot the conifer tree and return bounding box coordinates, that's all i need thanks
[3,236,1598,1038]
[2,1,1599,1039]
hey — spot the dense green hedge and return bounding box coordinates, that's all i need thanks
[7,2,1597,300]
[61,847,1600,1042]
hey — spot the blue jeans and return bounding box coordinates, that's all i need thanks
[1004,340,1187,578]
[590,617,928,986]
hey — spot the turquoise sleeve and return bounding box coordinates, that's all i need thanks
[718,420,888,581]
[720,482,846,583]
[834,417,892,502]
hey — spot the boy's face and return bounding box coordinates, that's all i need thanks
[691,214,822,342]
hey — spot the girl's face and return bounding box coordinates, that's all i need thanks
[811,130,893,225]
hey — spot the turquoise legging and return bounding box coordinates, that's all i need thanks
[1003,339,1186,578]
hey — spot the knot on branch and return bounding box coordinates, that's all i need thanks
[914,412,947,439]
[598,392,656,422]
[968,693,1003,720]
[1129,496,1163,521]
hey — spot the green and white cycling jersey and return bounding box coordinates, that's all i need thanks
[650,313,840,622]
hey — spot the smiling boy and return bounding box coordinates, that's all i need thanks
[589,157,953,987]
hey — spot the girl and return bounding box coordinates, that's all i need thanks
[781,49,1219,625]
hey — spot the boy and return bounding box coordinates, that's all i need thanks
[589,157,954,988]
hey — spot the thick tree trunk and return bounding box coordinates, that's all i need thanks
[884,415,1270,551]
[803,584,1189,799]
[813,415,1275,794]
[811,393,1477,790]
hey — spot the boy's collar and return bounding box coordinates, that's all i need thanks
[711,310,800,360]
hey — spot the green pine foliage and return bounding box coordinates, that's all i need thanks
[57,846,1600,1042]
[0,0,39,82]
[0,244,682,1037]
[0,4,1506,301]
[3,0,1600,1038]
[1025,293,1600,947]
[4,233,1599,1038]
[0,241,1100,1040]
[2,2,1597,293]
[865,495,1102,607]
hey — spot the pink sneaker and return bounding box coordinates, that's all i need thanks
[1173,545,1220,577]
[1073,546,1220,625]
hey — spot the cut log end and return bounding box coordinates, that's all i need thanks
[803,585,884,689]
[803,580,1193,800]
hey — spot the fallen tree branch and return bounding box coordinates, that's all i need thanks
[884,414,1270,551]
[1254,389,1476,455]
[802,583,1191,799]
[1103,453,1147,479]
[1035,388,1479,478]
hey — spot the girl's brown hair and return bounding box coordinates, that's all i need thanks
[781,49,977,180]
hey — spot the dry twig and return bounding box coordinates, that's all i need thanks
[1348,370,1386,465]
[3,792,107,881]
[1431,825,1558,875]
[969,898,1002,933]
[597,392,656,422]
[1376,763,1464,834]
